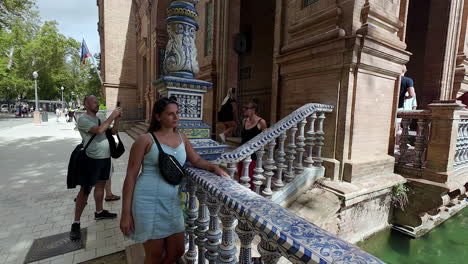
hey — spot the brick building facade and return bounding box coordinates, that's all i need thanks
[98,0,468,180]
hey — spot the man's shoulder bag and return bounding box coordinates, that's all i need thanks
[106,129,125,159]
[66,120,100,189]
[149,132,185,185]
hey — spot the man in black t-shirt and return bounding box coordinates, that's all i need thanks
[396,65,416,146]
[398,65,415,109]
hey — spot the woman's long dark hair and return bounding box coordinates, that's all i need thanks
[148,97,179,132]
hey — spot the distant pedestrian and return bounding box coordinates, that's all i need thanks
[237,98,267,190]
[69,95,123,241]
[396,65,416,145]
[217,88,238,143]
[398,65,415,110]
[56,108,61,122]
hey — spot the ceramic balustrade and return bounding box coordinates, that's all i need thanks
[213,103,333,198]
[183,167,385,264]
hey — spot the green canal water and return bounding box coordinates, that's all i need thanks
[357,207,468,264]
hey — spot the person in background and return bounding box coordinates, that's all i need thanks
[398,65,415,110]
[120,97,229,264]
[237,98,267,190]
[70,95,123,241]
[457,92,468,109]
[396,65,416,145]
[56,107,61,122]
[217,88,238,143]
[104,162,120,201]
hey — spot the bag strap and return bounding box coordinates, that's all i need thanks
[149,132,165,154]
[84,119,101,151]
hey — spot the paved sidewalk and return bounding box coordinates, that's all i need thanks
[0,117,134,264]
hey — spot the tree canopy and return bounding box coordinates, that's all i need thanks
[0,0,102,106]
[0,0,35,30]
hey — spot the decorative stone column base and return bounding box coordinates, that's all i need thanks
[153,76,228,160]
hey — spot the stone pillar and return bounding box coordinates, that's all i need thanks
[276,0,409,184]
[452,0,468,98]
[406,0,464,108]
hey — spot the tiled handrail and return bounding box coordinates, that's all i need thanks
[396,110,432,168]
[184,167,385,264]
[214,103,333,164]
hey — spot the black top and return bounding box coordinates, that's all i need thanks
[241,119,263,160]
[399,76,414,108]
[218,98,236,122]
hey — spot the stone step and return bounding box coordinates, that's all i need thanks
[132,125,146,135]
[135,122,148,132]
[225,136,241,146]
[126,129,140,141]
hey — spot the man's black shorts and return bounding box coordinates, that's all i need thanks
[85,157,111,185]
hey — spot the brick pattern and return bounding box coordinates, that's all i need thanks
[99,0,138,109]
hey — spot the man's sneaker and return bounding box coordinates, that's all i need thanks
[70,223,81,241]
[95,210,117,220]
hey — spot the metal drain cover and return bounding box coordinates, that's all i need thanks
[23,228,87,263]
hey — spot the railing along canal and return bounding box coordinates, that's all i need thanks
[396,110,432,168]
[184,167,385,264]
[213,104,333,199]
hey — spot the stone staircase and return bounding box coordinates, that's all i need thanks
[125,121,148,140]
[224,136,241,151]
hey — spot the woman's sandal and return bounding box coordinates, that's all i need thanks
[105,195,121,202]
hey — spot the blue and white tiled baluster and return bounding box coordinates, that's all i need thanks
[240,156,252,188]
[295,118,307,174]
[227,162,237,181]
[285,124,298,182]
[185,179,198,263]
[314,112,326,167]
[236,219,256,264]
[206,194,221,263]
[218,206,237,264]
[195,187,209,264]
[258,238,281,264]
[262,140,277,198]
[253,146,265,194]
[304,113,317,168]
[273,132,287,189]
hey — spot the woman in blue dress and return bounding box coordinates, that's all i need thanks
[120,97,229,263]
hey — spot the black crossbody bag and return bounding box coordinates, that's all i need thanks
[149,132,185,185]
[106,129,125,159]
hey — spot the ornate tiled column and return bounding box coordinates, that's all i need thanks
[153,0,228,160]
